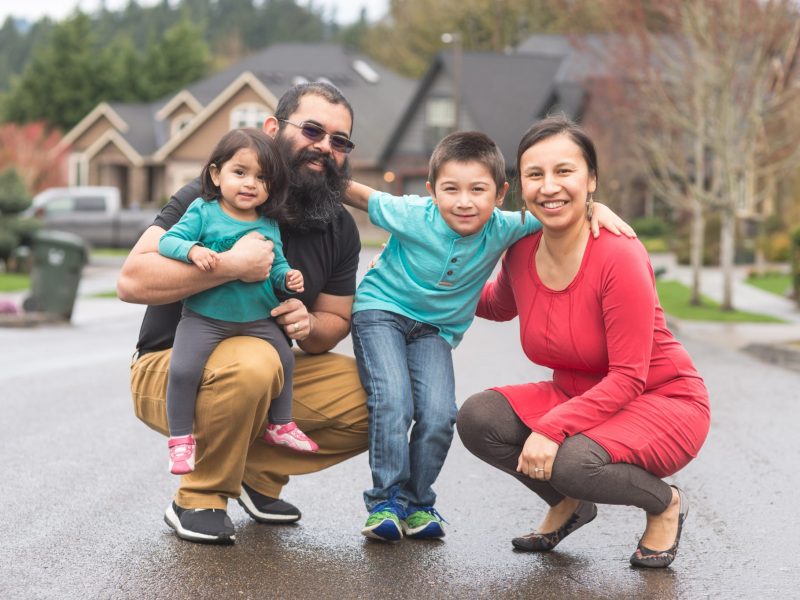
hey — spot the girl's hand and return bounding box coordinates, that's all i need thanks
[188,245,219,271]
[590,202,637,239]
[286,269,305,293]
[517,431,560,481]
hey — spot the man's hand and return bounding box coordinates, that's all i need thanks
[590,202,637,239]
[517,431,560,481]
[271,298,311,341]
[188,245,219,271]
[226,232,274,282]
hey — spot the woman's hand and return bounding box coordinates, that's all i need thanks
[517,431,560,481]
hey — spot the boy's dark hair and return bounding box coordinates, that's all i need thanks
[428,131,506,192]
[200,128,289,222]
[516,115,598,186]
[274,81,354,133]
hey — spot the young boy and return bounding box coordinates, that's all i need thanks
[345,131,630,542]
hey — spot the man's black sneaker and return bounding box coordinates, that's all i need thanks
[238,481,302,524]
[164,501,235,544]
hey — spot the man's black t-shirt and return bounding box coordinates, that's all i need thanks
[135,178,361,354]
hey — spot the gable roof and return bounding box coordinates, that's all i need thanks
[188,42,414,166]
[153,71,279,161]
[174,42,415,165]
[381,51,564,167]
[63,43,415,167]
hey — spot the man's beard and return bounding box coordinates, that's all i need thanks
[280,136,351,232]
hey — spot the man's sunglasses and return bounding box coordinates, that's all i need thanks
[279,119,356,154]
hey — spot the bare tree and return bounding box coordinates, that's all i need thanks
[596,0,800,309]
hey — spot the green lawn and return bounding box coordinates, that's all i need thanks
[0,273,30,292]
[745,273,791,297]
[641,237,670,254]
[91,248,131,257]
[656,279,784,323]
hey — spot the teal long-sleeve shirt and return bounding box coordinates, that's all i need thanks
[352,191,541,347]
[159,197,291,322]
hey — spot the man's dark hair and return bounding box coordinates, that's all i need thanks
[200,128,289,221]
[515,114,599,186]
[428,131,506,192]
[274,82,354,133]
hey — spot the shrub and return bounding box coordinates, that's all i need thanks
[631,216,671,238]
[764,232,791,262]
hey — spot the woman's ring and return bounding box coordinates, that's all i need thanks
[293,322,300,333]
[534,467,544,472]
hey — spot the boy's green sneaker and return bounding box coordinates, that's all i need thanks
[402,507,446,539]
[361,502,403,541]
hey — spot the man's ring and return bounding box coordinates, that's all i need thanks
[293,322,300,333]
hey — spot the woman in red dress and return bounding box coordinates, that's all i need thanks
[456,116,710,568]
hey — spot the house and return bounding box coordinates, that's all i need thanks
[57,43,416,219]
[378,35,667,219]
[379,50,570,198]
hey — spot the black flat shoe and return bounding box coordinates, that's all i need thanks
[512,500,598,552]
[630,486,689,568]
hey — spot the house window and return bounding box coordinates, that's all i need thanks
[425,97,455,150]
[230,103,270,129]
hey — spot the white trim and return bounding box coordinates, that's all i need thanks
[155,90,203,121]
[67,153,90,186]
[83,129,144,166]
[170,114,195,137]
[154,72,279,162]
[56,103,129,152]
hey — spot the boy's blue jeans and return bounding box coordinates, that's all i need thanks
[351,309,457,513]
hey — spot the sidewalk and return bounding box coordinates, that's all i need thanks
[650,253,800,370]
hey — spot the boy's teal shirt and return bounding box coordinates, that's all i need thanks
[353,191,542,347]
[159,198,291,322]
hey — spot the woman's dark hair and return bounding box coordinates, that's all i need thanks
[516,115,598,186]
[200,128,290,222]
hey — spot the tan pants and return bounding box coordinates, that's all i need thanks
[131,336,368,510]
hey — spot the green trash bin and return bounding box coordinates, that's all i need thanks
[23,231,88,320]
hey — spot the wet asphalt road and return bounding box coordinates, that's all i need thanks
[2,255,798,599]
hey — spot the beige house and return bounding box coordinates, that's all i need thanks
[58,43,415,223]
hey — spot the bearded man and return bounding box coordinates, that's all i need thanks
[118,82,368,544]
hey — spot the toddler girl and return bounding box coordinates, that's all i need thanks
[159,128,318,475]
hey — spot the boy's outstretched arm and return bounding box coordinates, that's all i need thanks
[344,181,377,212]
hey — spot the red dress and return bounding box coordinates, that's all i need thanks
[478,231,710,478]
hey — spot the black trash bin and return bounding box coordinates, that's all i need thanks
[23,231,88,320]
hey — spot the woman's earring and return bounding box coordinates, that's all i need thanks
[586,192,594,221]
[520,203,527,224]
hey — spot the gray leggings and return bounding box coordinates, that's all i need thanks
[456,391,673,514]
[166,308,294,436]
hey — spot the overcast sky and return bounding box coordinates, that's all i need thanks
[1,0,389,25]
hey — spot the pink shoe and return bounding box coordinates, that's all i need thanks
[168,434,196,474]
[262,422,319,453]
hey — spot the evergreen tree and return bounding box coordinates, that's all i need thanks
[142,16,210,100]
[2,12,110,130]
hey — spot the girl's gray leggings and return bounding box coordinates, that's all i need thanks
[167,308,294,437]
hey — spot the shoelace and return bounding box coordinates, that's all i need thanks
[416,506,448,523]
[170,444,193,460]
